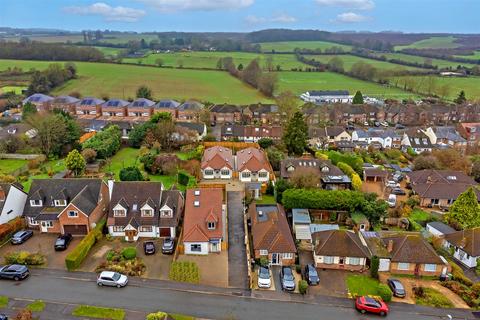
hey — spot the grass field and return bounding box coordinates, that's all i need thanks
[258,41,351,53]
[277,71,417,99]
[123,51,308,71]
[380,52,474,69]
[395,36,460,50]
[1,33,158,45]
[454,50,480,60]
[0,85,27,94]
[0,59,269,103]
[309,54,422,72]
[94,46,124,58]
[0,159,28,175]
[346,275,383,297]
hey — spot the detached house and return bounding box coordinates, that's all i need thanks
[24,179,109,235]
[423,127,467,152]
[444,228,480,268]
[182,188,226,255]
[401,129,433,154]
[128,98,155,118]
[107,181,183,241]
[22,93,53,112]
[0,183,27,225]
[210,104,242,124]
[102,99,129,117]
[308,126,351,149]
[237,148,271,183]
[50,95,80,114]
[75,97,105,117]
[221,125,282,142]
[250,203,296,266]
[201,146,234,180]
[177,100,204,122]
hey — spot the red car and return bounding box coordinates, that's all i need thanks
[355,296,389,316]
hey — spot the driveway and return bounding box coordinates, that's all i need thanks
[0,231,80,270]
[309,269,348,297]
[227,190,249,289]
[176,251,228,287]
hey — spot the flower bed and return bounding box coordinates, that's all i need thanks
[413,286,454,308]
[95,248,145,276]
[169,261,200,284]
[4,251,45,265]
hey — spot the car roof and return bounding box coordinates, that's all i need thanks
[6,264,25,270]
[100,271,116,277]
[14,231,27,236]
[364,297,381,305]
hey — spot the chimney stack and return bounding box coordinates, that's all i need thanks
[387,240,394,253]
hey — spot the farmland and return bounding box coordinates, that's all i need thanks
[395,36,460,50]
[123,51,308,70]
[0,85,26,94]
[308,54,423,72]
[276,71,418,99]
[0,33,158,45]
[379,52,475,69]
[94,46,124,58]
[454,50,480,60]
[258,41,351,53]
[0,59,269,104]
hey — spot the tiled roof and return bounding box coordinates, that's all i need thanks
[154,99,181,109]
[176,122,206,135]
[237,147,269,172]
[130,98,155,108]
[102,99,130,108]
[312,230,370,258]
[51,95,80,104]
[210,104,241,113]
[445,228,480,256]
[22,93,53,104]
[201,146,234,170]
[384,234,444,264]
[280,158,344,179]
[77,97,105,106]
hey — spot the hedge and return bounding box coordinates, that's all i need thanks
[65,218,106,271]
[282,188,366,211]
[377,283,393,302]
[121,247,137,260]
[0,217,25,243]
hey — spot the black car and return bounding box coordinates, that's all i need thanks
[395,124,406,129]
[279,266,295,291]
[11,230,33,245]
[0,264,29,281]
[143,241,156,255]
[162,238,175,254]
[0,314,8,320]
[391,187,406,195]
[54,233,73,251]
[304,264,319,285]
[387,278,406,298]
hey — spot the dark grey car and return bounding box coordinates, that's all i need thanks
[162,238,175,254]
[304,264,319,285]
[11,230,33,245]
[280,266,295,291]
[387,278,406,298]
[0,264,29,281]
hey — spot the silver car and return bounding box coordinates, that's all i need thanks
[97,271,128,288]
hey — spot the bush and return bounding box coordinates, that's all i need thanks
[146,312,169,320]
[119,166,144,181]
[4,251,45,265]
[377,283,392,302]
[65,218,105,271]
[370,256,379,279]
[258,257,269,267]
[82,125,121,159]
[295,264,301,274]
[299,280,308,295]
[121,247,137,260]
[258,138,274,149]
[81,148,97,164]
[27,157,43,170]
[450,262,473,286]
[178,170,190,186]
[169,261,200,284]
[14,309,33,320]
[0,217,25,242]
[282,188,366,211]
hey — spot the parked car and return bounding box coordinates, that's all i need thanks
[374,121,380,127]
[395,124,406,129]
[387,278,406,298]
[97,271,128,288]
[0,313,7,320]
[380,121,389,127]
[11,230,33,245]
[54,233,72,251]
[363,121,369,126]
[386,180,400,188]
[143,241,156,255]
[0,264,29,281]
[257,266,271,289]
[279,266,295,291]
[387,194,397,208]
[355,296,389,316]
[304,264,319,285]
[393,173,404,182]
[391,187,406,195]
[162,238,175,254]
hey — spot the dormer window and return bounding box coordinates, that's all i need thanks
[194,201,200,207]
[287,166,295,172]
[113,209,126,217]
[207,222,216,230]
[160,209,173,218]
[141,209,153,217]
[30,200,42,207]
[321,166,330,172]
[54,200,67,207]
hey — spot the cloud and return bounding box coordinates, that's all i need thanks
[64,2,146,22]
[332,12,370,23]
[315,0,374,10]
[138,0,254,12]
[245,13,297,25]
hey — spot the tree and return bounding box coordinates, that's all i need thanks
[27,113,67,157]
[155,58,164,67]
[274,178,292,204]
[119,166,144,181]
[413,155,439,170]
[216,58,223,70]
[136,85,153,100]
[65,149,86,176]
[242,59,262,88]
[351,173,363,191]
[276,91,300,124]
[327,57,344,73]
[432,149,471,174]
[370,255,379,279]
[82,125,121,159]
[472,160,480,182]
[258,72,278,97]
[454,90,467,105]
[352,91,364,104]
[266,147,285,171]
[64,62,77,78]
[81,148,97,164]
[237,63,244,71]
[258,138,274,149]
[22,102,37,120]
[128,122,156,148]
[361,193,388,226]
[446,187,480,229]
[283,111,308,155]
[290,168,320,189]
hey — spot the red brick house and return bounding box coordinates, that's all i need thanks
[75,97,105,118]
[101,99,129,117]
[127,98,155,118]
[24,179,109,235]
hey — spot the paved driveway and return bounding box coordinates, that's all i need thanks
[308,269,348,297]
[227,190,249,289]
[0,231,80,270]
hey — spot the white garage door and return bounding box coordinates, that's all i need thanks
[379,258,390,272]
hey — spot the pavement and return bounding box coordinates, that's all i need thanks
[0,268,475,320]
[227,190,249,289]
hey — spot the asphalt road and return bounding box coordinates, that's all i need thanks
[0,269,475,320]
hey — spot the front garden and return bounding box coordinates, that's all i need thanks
[72,305,125,320]
[346,275,392,302]
[169,261,200,284]
[413,286,454,308]
[95,247,146,276]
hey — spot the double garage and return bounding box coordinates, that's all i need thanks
[63,224,88,235]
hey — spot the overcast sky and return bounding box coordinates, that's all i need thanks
[2,0,478,33]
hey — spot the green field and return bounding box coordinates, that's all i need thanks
[395,36,460,50]
[454,50,480,60]
[258,41,351,53]
[0,85,27,94]
[124,51,308,71]
[380,52,474,69]
[309,54,423,72]
[94,46,124,58]
[277,71,417,99]
[0,59,269,104]
[0,159,27,175]
[1,33,158,45]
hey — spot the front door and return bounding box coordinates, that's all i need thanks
[271,253,280,265]
[125,229,137,242]
[40,221,52,233]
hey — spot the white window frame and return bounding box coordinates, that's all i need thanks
[324,256,334,264]
[41,221,53,228]
[160,210,172,218]
[139,226,153,233]
[424,264,437,272]
[28,217,38,225]
[282,253,293,259]
[113,209,126,217]
[141,209,153,217]
[258,172,268,178]
[67,210,78,218]
[259,249,268,256]
[54,199,67,207]
[204,169,214,176]
[207,222,215,230]
[242,172,251,178]
[220,169,230,176]
[30,200,42,207]
[191,244,202,252]
[397,262,410,270]
[348,257,360,266]
[112,226,124,232]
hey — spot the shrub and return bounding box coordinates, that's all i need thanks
[106,250,115,261]
[299,280,308,295]
[119,166,144,181]
[14,309,33,320]
[121,247,137,260]
[27,158,42,170]
[146,312,169,320]
[295,264,301,274]
[0,217,25,243]
[4,251,45,265]
[370,256,379,279]
[169,261,200,284]
[258,257,269,267]
[178,170,190,186]
[81,148,97,164]
[450,262,473,286]
[282,188,366,211]
[377,283,392,302]
[258,138,274,149]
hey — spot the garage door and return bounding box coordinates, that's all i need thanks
[63,225,88,235]
[160,228,171,237]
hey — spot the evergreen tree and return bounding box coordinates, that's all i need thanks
[22,102,37,120]
[283,111,308,155]
[136,85,153,100]
[65,149,86,176]
[352,90,364,104]
[446,187,480,229]
[454,90,467,104]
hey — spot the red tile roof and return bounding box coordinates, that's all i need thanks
[201,146,234,170]
[236,147,269,172]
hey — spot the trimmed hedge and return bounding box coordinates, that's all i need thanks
[4,251,45,265]
[282,188,366,211]
[65,218,106,271]
[0,217,25,243]
[377,283,393,302]
[121,247,137,260]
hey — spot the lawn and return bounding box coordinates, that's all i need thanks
[277,71,418,99]
[454,50,480,60]
[255,194,276,204]
[0,59,270,104]
[415,287,454,308]
[94,46,124,58]
[258,41,351,53]
[346,275,382,297]
[395,36,460,50]
[26,300,46,312]
[0,296,8,308]
[169,261,200,284]
[380,52,474,69]
[102,147,141,180]
[123,51,308,71]
[0,85,27,94]
[309,54,422,72]
[72,305,125,320]
[410,209,433,223]
[0,159,28,175]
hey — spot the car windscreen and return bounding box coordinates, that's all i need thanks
[259,268,269,279]
[283,269,294,281]
[112,273,121,281]
[56,238,65,245]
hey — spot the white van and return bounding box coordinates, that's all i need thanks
[387,194,397,208]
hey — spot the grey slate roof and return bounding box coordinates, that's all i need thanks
[51,95,80,104]
[77,97,105,106]
[427,222,456,235]
[22,93,53,104]
[210,104,241,113]
[103,99,130,108]
[178,100,204,111]
[130,98,155,108]
[154,99,181,109]
[176,122,206,135]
